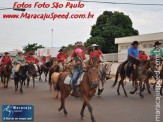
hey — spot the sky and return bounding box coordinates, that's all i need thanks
[0,0,163,52]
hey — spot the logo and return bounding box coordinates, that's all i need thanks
[2,105,33,121]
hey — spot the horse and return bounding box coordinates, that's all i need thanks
[57,57,99,122]
[112,59,156,98]
[0,62,13,88]
[26,63,37,88]
[97,63,112,96]
[50,62,74,98]
[14,64,36,93]
[38,61,52,82]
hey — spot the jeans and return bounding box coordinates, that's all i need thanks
[127,57,140,78]
[12,65,16,78]
[71,68,83,87]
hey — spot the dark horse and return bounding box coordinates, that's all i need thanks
[14,64,36,93]
[1,62,13,88]
[38,61,52,82]
[57,57,99,122]
[112,59,156,98]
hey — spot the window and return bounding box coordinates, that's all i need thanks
[143,44,147,48]
[148,44,153,48]
[120,46,124,50]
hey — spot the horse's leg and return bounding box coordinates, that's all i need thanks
[139,81,144,98]
[4,77,6,88]
[117,81,121,95]
[82,95,95,122]
[33,77,35,88]
[58,94,68,117]
[121,80,128,97]
[20,80,23,93]
[45,72,47,82]
[14,79,18,91]
[146,79,151,94]
[80,102,87,120]
[6,77,9,88]
[130,80,138,94]
[142,82,145,92]
[1,76,5,88]
[27,78,30,87]
[52,83,56,98]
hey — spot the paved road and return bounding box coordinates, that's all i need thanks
[0,78,162,122]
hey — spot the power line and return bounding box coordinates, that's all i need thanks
[69,0,163,6]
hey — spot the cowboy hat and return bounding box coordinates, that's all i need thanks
[4,52,9,54]
[76,42,84,46]
[92,44,99,47]
[18,51,23,54]
[153,41,162,47]
[131,41,139,45]
[58,49,63,52]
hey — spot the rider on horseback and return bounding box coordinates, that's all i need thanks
[126,41,140,80]
[12,51,26,77]
[70,48,86,94]
[71,42,86,60]
[149,41,163,59]
[25,53,37,71]
[0,52,12,72]
[56,49,67,72]
[89,44,104,62]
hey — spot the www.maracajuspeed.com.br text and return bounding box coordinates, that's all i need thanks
[2,12,94,20]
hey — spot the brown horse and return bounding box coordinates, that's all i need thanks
[113,59,156,98]
[57,57,99,122]
[0,62,13,88]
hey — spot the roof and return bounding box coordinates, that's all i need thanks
[115,32,163,44]
[0,50,19,57]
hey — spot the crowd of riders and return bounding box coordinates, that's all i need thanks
[0,41,162,89]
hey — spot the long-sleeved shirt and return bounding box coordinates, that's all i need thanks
[1,57,12,65]
[14,55,26,65]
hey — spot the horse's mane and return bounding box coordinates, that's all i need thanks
[87,56,99,66]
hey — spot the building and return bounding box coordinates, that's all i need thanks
[115,32,163,62]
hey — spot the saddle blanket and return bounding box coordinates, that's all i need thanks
[64,72,85,86]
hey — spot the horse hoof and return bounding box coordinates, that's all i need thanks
[117,93,120,95]
[81,117,85,120]
[125,94,128,97]
[65,114,69,118]
[140,95,144,99]
[58,108,61,111]
[130,91,134,94]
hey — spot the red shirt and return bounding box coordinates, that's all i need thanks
[139,53,148,60]
[1,57,12,65]
[56,53,67,63]
[41,58,46,64]
[89,50,103,61]
[71,50,86,60]
[25,56,35,63]
[35,58,39,64]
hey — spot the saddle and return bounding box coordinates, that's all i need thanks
[64,71,85,86]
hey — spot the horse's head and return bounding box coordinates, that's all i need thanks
[6,62,13,73]
[149,58,157,71]
[27,64,37,76]
[86,57,99,88]
[88,56,99,67]
[86,66,99,88]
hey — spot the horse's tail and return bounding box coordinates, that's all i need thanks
[112,69,119,87]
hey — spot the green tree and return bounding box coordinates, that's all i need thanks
[85,11,139,53]
[23,43,44,52]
